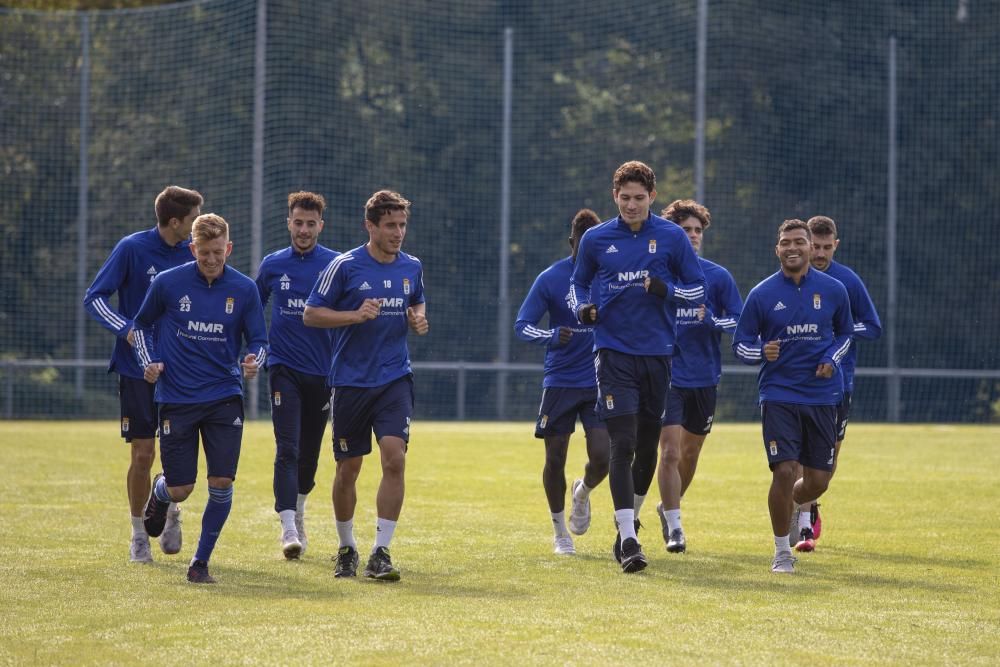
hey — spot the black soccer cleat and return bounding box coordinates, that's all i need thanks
[666,528,687,554]
[620,538,647,573]
[612,518,642,564]
[143,472,170,538]
[363,546,400,582]
[334,546,360,578]
[186,559,216,584]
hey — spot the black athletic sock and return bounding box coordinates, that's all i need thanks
[631,418,661,497]
[606,414,638,510]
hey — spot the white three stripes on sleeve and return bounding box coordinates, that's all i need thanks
[134,330,152,367]
[831,337,852,363]
[522,325,554,341]
[316,253,354,296]
[93,297,127,331]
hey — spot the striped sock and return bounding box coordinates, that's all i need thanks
[194,486,234,563]
[153,476,172,504]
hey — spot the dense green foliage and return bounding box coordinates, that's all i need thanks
[1,1,998,420]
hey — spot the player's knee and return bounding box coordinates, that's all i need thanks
[207,476,233,490]
[130,440,155,470]
[335,458,363,485]
[772,461,798,487]
[168,483,195,501]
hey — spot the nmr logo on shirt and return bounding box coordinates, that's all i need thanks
[286,298,307,309]
[786,323,819,335]
[617,270,649,282]
[379,297,405,308]
[188,321,224,333]
[677,307,701,318]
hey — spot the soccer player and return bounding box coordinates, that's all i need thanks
[732,219,853,574]
[303,190,427,582]
[653,200,743,554]
[514,209,610,556]
[256,192,338,560]
[134,214,268,584]
[83,185,203,564]
[569,161,706,573]
[790,215,882,551]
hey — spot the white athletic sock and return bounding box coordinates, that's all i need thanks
[574,481,593,501]
[633,493,646,517]
[551,511,570,538]
[615,509,637,541]
[665,509,682,533]
[336,519,356,549]
[278,509,296,533]
[798,509,812,532]
[374,517,397,550]
[296,493,308,514]
[130,515,146,538]
[774,535,791,553]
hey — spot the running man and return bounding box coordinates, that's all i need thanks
[653,200,743,554]
[135,213,268,583]
[514,208,610,556]
[304,190,427,582]
[256,192,338,559]
[733,219,853,574]
[791,215,882,551]
[83,185,202,563]
[570,161,706,573]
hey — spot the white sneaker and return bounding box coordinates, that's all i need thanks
[130,535,153,563]
[281,529,302,560]
[553,535,576,555]
[159,503,182,555]
[294,510,307,556]
[568,479,591,535]
[771,550,797,574]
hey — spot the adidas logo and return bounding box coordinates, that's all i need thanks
[279,274,290,282]
[147,265,157,275]
[773,301,786,311]
[359,281,372,291]
[179,295,191,304]
[233,417,242,426]
[605,245,619,254]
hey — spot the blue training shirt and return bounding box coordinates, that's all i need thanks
[306,245,425,388]
[821,260,882,393]
[256,244,339,378]
[514,256,597,389]
[132,262,268,404]
[569,213,706,356]
[672,257,744,388]
[733,267,854,406]
[83,227,192,379]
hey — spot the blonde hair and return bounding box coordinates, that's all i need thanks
[191,213,229,244]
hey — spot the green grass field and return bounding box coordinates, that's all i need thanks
[1,421,998,665]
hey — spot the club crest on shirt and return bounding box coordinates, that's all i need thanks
[403,278,411,295]
[121,417,129,432]
[769,440,778,456]
[273,391,281,406]
[648,239,657,254]
[225,297,235,314]
[162,420,171,436]
[605,394,615,410]
[813,293,821,310]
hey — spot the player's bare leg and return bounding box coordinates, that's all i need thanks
[332,456,363,577]
[678,430,709,497]
[568,427,609,539]
[366,436,406,580]
[769,460,798,572]
[543,434,575,553]
[656,425,686,552]
[127,438,156,562]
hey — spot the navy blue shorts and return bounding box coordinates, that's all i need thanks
[158,396,245,486]
[595,348,670,421]
[119,375,157,441]
[269,364,331,457]
[662,385,717,434]
[760,401,837,472]
[535,386,603,438]
[836,392,852,441]
[331,375,413,461]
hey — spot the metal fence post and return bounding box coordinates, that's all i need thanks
[75,12,91,401]
[248,0,267,420]
[497,26,513,420]
[887,36,900,422]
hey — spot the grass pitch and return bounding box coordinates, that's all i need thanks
[1,421,998,665]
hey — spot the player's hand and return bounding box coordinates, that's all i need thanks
[407,307,429,335]
[577,304,598,325]
[815,363,834,378]
[126,328,136,347]
[556,326,573,346]
[644,276,668,298]
[696,305,707,322]
[764,340,780,362]
[143,362,164,384]
[241,353,259,379]
[357,298,380,322]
